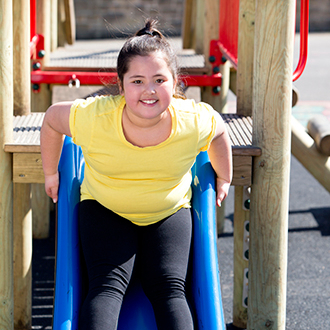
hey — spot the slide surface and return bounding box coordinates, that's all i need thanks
[53,136,226,330]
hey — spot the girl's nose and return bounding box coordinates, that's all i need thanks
[145,83,156,94]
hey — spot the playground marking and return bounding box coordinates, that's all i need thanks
[292,101,330,127]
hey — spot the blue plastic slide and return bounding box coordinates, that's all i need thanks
[53,136,226,330]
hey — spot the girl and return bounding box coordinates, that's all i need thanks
[41,20,232,330]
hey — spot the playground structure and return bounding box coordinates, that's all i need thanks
[3,0,330,329]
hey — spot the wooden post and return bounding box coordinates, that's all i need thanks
[31,0,51,239]
[236,0,255,117]
[197,0,228,235]
[51,0,58,51]
[63,0,76,45]
[232,0,255,327]
[233,186,249,328]
[57,0,66,47]
[0,0,14,328]
[248,0,295,329]
[13,0,32,328]
[182,0,196,49]
[199,0,220,109]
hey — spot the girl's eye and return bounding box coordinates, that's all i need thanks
[133,80,142,84]
[156,78,165,84]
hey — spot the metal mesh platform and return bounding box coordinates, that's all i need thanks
[5,112,260,156]
[48,39,206,73]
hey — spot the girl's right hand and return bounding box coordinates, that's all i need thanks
[45,172,60,203]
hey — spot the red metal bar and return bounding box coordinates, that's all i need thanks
[31,70,222,88]
[30,35,40,58]
[30,0,36,41]
[216,41,238,70]
[31,71,119,85]
[180,74,222,87]
[292,0,309,81]
[30,34,44,60]
[218,0,239,66]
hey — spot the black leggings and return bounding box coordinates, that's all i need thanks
[78,200,194,330]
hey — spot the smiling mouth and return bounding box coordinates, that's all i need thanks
[141,100,157,105]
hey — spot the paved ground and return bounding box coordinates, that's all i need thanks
[32,33,330,329]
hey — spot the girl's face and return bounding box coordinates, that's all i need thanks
[120,52,176,125]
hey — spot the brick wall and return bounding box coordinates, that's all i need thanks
[74,0,185,39]
[74,0,330,40]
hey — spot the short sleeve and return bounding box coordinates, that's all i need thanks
[69,97,96,149]
[196,102,217,152]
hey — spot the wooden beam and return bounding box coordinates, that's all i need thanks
[11,152,254,187]
[13,0,32,328]
[0,0,14,327]
[33,0,52,239]
[36,0,51,65]
[13,153,44,184]
[292,115,330,193]
[236,0,255,116]
[233,186,249,328]
[50,0,58,51]
[307,115,330,156]
[182,0,196,49]
[232,156,252,186]
[233,0,255,326]
[64,0,75,45]
[249,0,295,328]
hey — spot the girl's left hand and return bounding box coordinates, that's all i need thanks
[216,178,230,207]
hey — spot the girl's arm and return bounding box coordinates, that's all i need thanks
[40,102,73,203]
[207,111,233,207]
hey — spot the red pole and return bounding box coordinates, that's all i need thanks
[30,0,36,41]
[292,0,310,81]
[31,71,222,88]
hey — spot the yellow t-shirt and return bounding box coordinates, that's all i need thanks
[69,95,216,225]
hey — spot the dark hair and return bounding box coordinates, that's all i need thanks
[117,19,185,98]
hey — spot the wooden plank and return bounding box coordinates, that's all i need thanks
[4,145,41,153]
[232,156,252,186]
[12,153,254,186]
[13,153,44,184]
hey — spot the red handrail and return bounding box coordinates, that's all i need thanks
[30,0,36,41]
[30,70,222,89]
[293,0,309,81]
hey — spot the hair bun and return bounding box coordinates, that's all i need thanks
[135,19,163,38]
